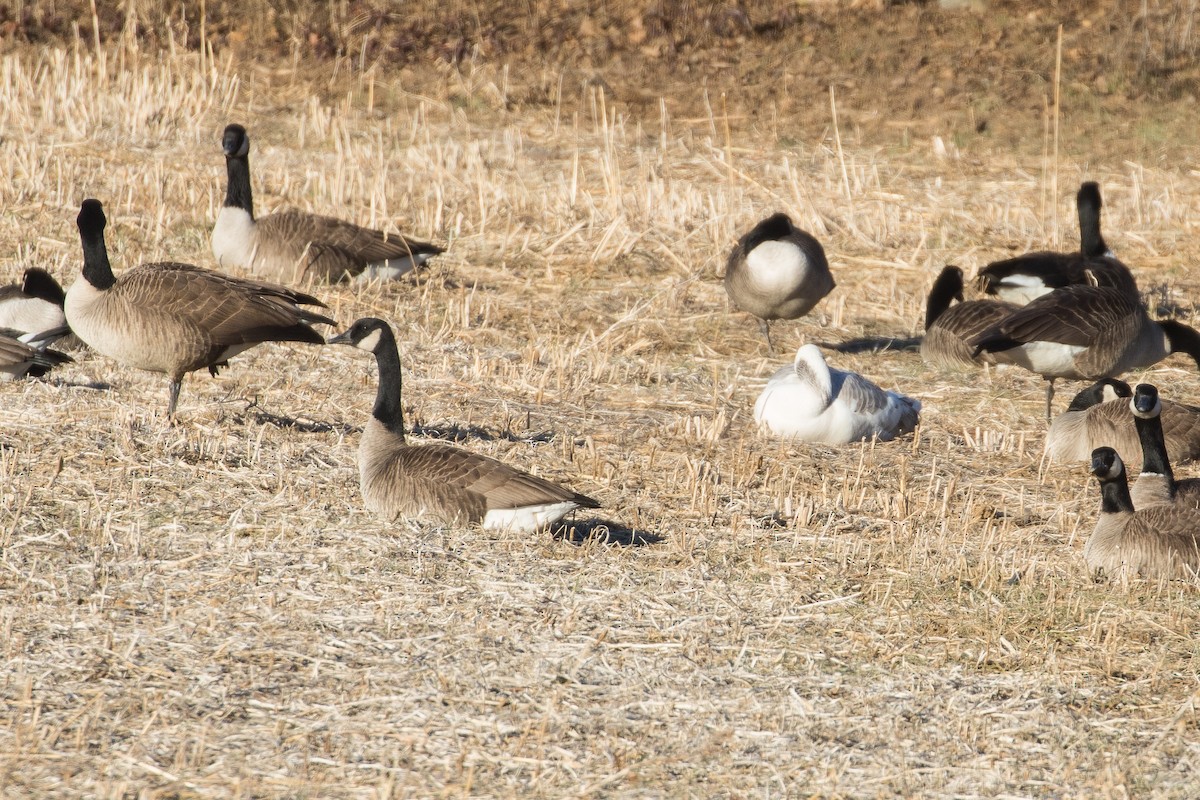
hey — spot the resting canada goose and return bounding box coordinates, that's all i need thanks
[0,268,67,336]
[754,343,920,444]
[65,199,335,416]
[1128,383,1200,509]
[976,182,1138,304]
[920,265,1017,368]
[328,317,600,531]
[724,213,834,352]
[970,284,1200,418]
[1046,378,1200,467]
[213,123,445,284]
[0,328,72,381]
[1084,447,1200,580]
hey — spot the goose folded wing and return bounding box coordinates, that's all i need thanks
[834,371,895,416]
[412,445,598,510]
[976,286,1141,348]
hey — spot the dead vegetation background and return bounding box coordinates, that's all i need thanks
[2,1,1200,797]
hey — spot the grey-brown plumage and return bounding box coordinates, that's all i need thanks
[1128,384,1200,510]
[920,265,1016,368]
[65,199,335,416]
[329,317,599,532]
[1085,447,1200,580]
[0,328,72,380]
[971,284,1200,418]
[213,123,444,284]
[724,213,834,352]
[976,182,1138,304]
[1047,378,1200,467]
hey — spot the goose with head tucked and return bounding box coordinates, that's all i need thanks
[328,317,600,532]
[976,182,1138,304]
[724,212,834,352]
[65,199,335,417]
[0,268,67,337]
[754,343,920,444]
[213,123,445,285]
[1084,446,1200,580]
[920,265,1017,368]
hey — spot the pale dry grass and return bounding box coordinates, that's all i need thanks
[2,38,1200,799]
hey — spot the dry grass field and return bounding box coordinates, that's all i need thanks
[5,2,1200,797]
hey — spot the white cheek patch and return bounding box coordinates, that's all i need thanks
[356,328,382,352]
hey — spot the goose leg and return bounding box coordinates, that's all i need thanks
[1044,378,1056,421]
[167,378,183,417]
[758,318,775,354]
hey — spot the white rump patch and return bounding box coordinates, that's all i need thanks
[483,501,580,533]
[353,254,434,283]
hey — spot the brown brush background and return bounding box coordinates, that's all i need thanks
[3,1,1200,797]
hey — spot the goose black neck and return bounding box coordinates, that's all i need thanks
[925,267,963,330]
[23,269,65,305]
[1099,473,1135,514]
[1160,320,1200,369]
[1077,183,1107,257]
[79,223,116,291]
[371,327,406,438]
[1133,411,1174,483]
[223,154,254,218]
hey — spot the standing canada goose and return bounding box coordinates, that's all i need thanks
[0,328,72,381]
[66,199,335,416]
[1084,447,1200,580]
[970,284,1200,419]
[754,343,920,444]
[0,268,67,336]
[328,317,600,531]
[1128,384,1200,509]
[213,123,445,284]
[920,265,1017,368]
[976,182,1138,304]
[724,213,834,352]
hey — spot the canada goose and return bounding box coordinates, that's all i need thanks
[213,124,445,284]
[1128,384,1200,509]
[970,284,1200,418]
[1084,447,1200,580]
[976,182,1138,304]
[1046,378,1200,467]
[0,328,72,381]
[328,317,600,531]
[754,343,920,444]
[920,265,1017,368]
[0,268,67,336]
[65,199,335,416]
[724,213,834,352]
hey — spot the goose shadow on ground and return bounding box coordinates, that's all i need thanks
[818,335,922,354]
[551,517,663,547]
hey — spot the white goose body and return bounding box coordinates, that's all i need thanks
[754,344,920,444]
